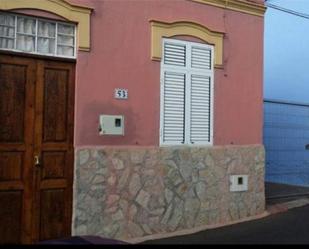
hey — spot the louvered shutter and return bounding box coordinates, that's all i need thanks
[190,75,211,144]
[190,45,213,144]
[191,46,211,70]
[161,41,186,145]
[164,42,186,67]
[162,72,185,144]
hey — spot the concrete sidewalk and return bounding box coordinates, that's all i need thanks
[142,198,309,244]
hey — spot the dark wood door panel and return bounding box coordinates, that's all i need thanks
[41,151,66,180]
[0,54,36,244]
[39,189,66,241]
[43,68,69,142]
[33,59,75,243]
[0,63,26,143]
[0,152,24,181]
[0,191,23,244]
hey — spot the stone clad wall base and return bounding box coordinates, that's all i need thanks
[72,145,265,240]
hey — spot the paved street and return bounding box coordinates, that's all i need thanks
[142,203,309,244]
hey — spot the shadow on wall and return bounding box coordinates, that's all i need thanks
[79,100,142,145]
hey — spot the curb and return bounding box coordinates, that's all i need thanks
[266,198,309,215]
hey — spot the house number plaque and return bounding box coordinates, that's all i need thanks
[114,88,128,99]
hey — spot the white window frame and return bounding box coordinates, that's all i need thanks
[160,38,214,146]
[0,11,77,59]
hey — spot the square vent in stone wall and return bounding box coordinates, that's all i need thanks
[230,175,248,192]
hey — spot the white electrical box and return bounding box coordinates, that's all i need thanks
[230,175,248,192]
[99,115,124,135]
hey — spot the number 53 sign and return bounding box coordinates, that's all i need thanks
[114,88,128,99]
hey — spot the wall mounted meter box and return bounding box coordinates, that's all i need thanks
[229,175,248,192]
[99,115,124,135]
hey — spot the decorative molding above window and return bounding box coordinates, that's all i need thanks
[190,0,266,17]
[150,20,224,68]
[0,0,92,52]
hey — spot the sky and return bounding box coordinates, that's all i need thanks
[264,0,309,103]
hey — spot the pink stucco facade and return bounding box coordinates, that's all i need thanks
[69,1,266,240]
[71,0,264,147]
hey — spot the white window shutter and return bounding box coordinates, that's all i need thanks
[190,75,211,144]
[163,42,186,67]
[160,38,214,146]
[162,72,185,144]
[191,46,211,70]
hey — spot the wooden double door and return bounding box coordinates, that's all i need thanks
[0,54,75,244]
